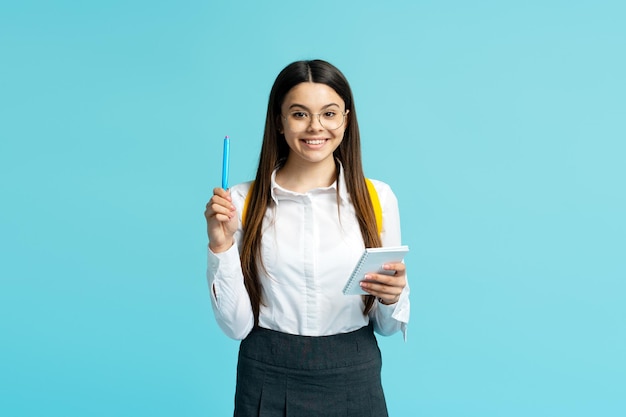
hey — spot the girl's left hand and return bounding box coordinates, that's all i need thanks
[359,262,406,305]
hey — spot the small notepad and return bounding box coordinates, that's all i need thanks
[342,246,409,295]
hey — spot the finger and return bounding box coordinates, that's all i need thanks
[212,187,232,201]
[205,200,236,221]
[360,279,403,295]
[359,283,402,304]
[382,262,405,275]
[207,193,235,210]
[212,213,234,223]
[206,194,235,214]
[363,273,406,288]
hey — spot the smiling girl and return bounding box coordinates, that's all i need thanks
[205,59,410,416]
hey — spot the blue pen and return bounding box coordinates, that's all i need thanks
[221,135,230,190]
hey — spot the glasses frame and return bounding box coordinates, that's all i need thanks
[282,110,348,131]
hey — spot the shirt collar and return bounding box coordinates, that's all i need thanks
[269,161,350,205]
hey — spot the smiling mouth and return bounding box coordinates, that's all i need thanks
[303,139,326,145]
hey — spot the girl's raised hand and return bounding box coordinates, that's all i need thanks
[205,187,238,253]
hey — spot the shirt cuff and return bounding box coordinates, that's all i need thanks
[207,243,240,271]
[377,294,410,341]
[207,243,242,304]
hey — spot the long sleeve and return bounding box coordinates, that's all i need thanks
[370,286,410,340]
[206,183,254,340]
[368,180,410,340]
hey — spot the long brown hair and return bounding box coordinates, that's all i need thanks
[241,60,381,325]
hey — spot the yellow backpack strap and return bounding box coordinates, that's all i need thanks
[242,181,254,227]
[365,178,383,235]
[243,179,382,235]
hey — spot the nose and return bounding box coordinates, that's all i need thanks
[307,113,324,130]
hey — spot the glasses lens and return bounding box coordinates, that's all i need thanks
[319,111,344,130]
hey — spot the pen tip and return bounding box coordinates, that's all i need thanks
[225,135,229,139]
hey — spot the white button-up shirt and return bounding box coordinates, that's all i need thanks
[207,166,410,340]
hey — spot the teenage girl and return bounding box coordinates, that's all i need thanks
[205,59,409,417]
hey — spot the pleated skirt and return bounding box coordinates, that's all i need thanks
[234,324,388,417]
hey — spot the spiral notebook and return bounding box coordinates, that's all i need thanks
[342,245,410,295]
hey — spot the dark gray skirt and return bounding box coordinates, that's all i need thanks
[234,324,388,417]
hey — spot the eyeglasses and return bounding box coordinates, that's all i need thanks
[282,110,348,131]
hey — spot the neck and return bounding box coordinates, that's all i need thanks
[276,157,338,193]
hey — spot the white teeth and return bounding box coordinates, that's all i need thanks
[305,139,325,145]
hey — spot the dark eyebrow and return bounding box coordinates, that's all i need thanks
[288,103,342,111]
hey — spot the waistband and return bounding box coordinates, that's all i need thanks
[239,324,380,371]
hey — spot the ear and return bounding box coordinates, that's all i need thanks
[276,115,284,134]
[344,109,350,128]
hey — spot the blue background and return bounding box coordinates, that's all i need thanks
[1,1,624,416]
